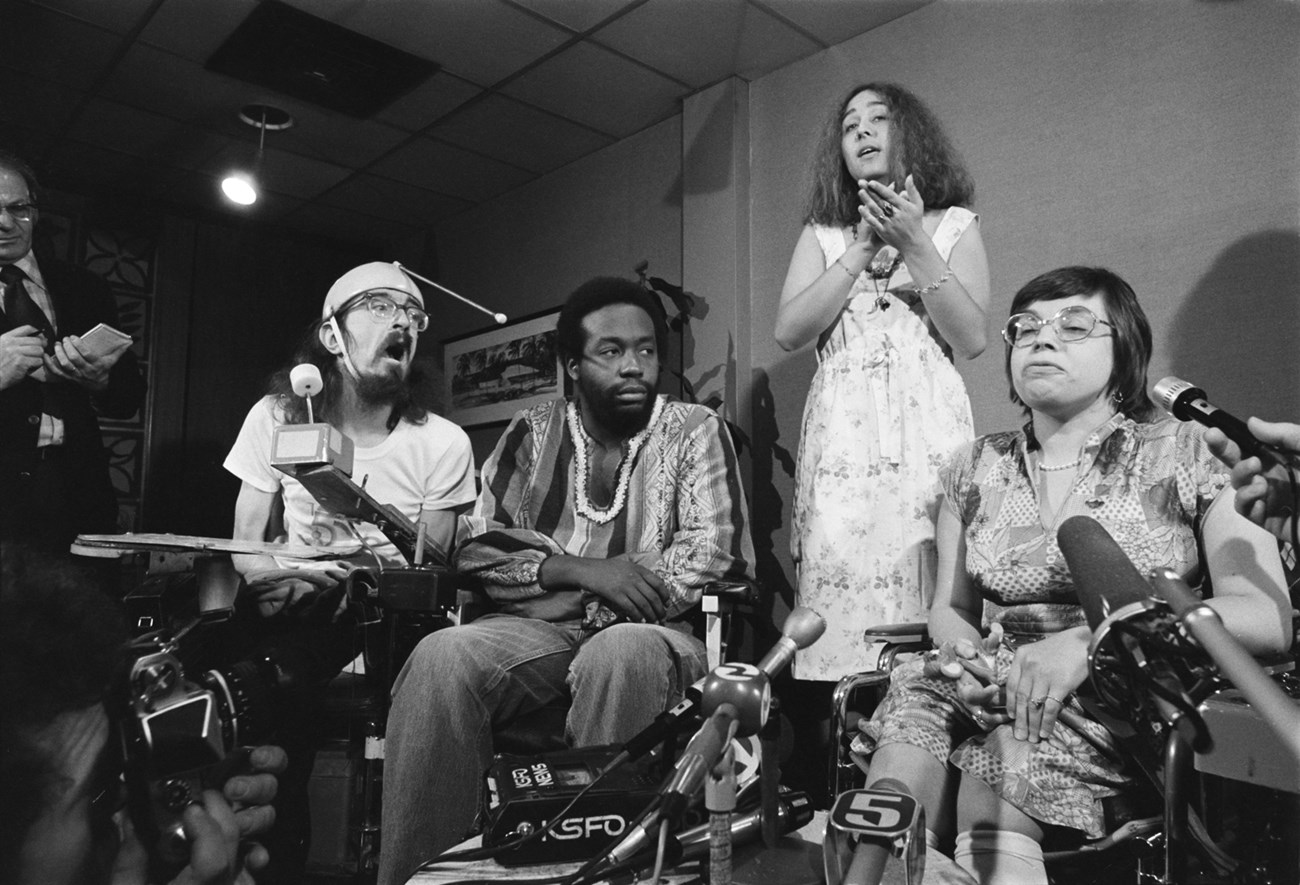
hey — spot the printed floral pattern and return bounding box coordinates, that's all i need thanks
[791,208,976,681]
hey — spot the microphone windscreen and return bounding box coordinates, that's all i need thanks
[1057,515,1153,631]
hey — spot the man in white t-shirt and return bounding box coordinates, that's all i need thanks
[224,261,476,610]
[221,261,475,881]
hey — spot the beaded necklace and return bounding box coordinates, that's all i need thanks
[566,396,664,524]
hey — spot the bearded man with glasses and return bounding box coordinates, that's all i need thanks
[0,150,145,557]
[220,261,476,880]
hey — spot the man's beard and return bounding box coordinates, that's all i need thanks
[583,384,657,438]
[354,367,408,405]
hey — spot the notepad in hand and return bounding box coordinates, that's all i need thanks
[78,323,133,360]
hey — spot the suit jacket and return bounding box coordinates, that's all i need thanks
[0,252,146,535]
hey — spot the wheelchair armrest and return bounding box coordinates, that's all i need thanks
[863,621,929,645]
[702,580,759,606]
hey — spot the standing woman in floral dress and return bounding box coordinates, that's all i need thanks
[777,83,990,682]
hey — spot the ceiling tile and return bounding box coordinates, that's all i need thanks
[501,41,682,138]
[316,173,472,227]
[6,1,123,90]
[138,0,257,64]
[369,137,536,202]
[29,0,163,35]
[375,71,485,133]
[102,44,411,169]
[66,97,230,172]
[209,144,354,200]
[280,200,422,244]
[0,69,85,133]
[595,0,820,88]
[428,94,614,174]
[44,139,162,195]
[758,0,931,47]
[508,0,642,33]
[291,0,572,88]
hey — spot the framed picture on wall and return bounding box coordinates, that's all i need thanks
[443,308,563,426]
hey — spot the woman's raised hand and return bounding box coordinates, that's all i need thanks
[859,174,925,252]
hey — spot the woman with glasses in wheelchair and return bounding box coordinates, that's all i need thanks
[847,266,1292,884]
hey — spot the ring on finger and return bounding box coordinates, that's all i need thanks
[880,204,895,217]
[1030,696,1047,710]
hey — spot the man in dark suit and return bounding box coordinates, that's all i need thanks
[0,149,144,555]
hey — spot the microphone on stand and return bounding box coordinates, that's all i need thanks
[1148,569,1300,769]
[583,608,825,881]
[1057,515,1210,749]
[1154,376,1288,467]
[604,605,826,771]
[1057,515,1158,631]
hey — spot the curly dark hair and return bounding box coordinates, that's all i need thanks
[804,82,974,227]
[1003,266,1156,421]
[555,277,668,364]
[266,318,436,431]
[0,543,127,881]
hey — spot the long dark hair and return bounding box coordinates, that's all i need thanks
[1004,266,1156,421]
[804,82,974,227]
[266,320,435,431]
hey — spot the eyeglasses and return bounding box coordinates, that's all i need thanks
[1002,305,1114,348]
[339,291,429,332]
[0,201,37,221]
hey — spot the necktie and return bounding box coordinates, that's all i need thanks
[2,264,64,418]
[1,264,56,354]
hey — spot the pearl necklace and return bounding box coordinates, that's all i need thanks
[567,397,664,525]
[1037,458,1081,472]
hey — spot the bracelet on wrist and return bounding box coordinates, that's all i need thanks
[834,258,859,280]
[911,268,952,296]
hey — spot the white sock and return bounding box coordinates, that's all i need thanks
[953,829,1047,885]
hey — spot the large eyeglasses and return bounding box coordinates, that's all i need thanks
[340,291,429,332]
[0,201,37,221]
[1002,305,1113,348]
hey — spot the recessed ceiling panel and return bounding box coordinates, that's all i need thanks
[206,0,439,117]
[369,137,535,202]
[312,0,571,88]
[501,41,682,138]
[139,0,257,64]
[428,95,614,174]
[595,0,820,87]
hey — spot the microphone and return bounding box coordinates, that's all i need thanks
[584,608,825,879]
[1057,515,1155,631]
[599,790,814,884]
[660,665,769,823]
[608,605,826,768]
[1154,376,1284,466]
[756,605,828,675]
[1149,569,1300,768]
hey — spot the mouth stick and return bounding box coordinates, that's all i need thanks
[393,261,507,325]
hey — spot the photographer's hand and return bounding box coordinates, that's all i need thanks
[222,744,286,867]
[109,746,286,885]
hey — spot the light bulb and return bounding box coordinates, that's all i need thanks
[221,173,258,205]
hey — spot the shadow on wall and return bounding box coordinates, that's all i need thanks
[749,370,798,623]
[1167,230,1300,421]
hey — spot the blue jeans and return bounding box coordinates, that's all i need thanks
[377,615,708,885]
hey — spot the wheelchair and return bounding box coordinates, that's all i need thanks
[826,610,1300,885]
